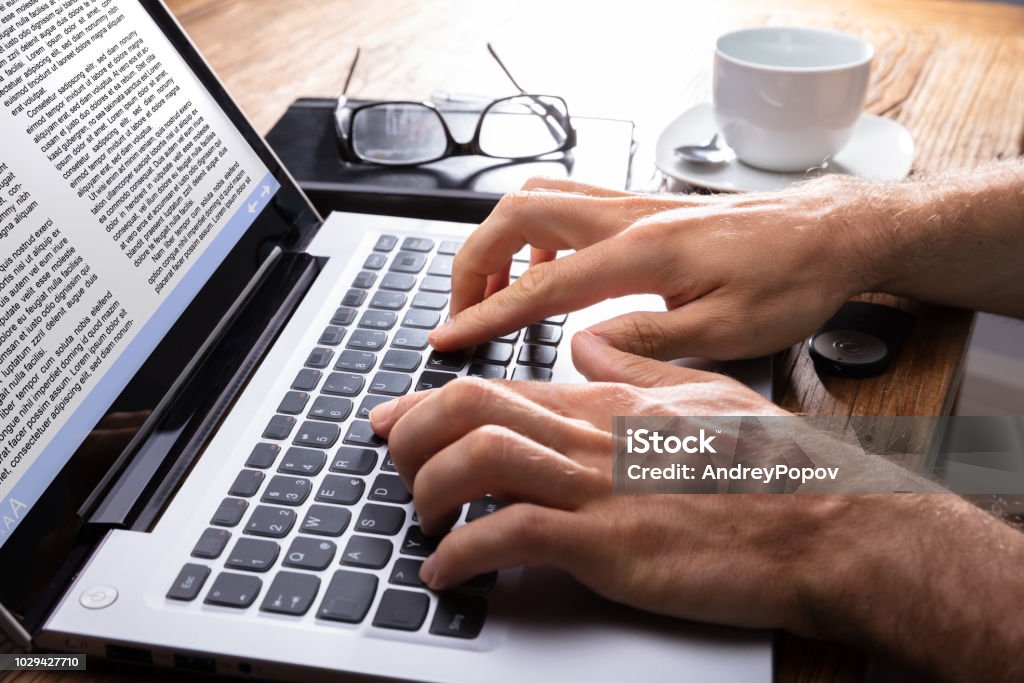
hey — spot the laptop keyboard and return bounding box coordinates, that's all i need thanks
[166,234,566,641]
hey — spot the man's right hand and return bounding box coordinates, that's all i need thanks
[429,176,883,360]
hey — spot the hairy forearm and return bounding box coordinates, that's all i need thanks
[801,495,1024,681]
[848,160,1024,317]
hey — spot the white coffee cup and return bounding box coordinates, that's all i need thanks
[712,27,874,173]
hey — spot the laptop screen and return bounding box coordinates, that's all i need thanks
[0,0,313,561]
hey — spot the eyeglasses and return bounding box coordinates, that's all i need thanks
[334,44,577,167]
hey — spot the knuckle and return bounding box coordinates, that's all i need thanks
[466,424,515,471]
[620,315,667,357]
[504,505,542,546]
[494,190,534,221]
[440,376,495,415]
[515,260,552,296]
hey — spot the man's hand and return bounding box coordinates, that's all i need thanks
[373,332,809,631]
[371,334,1024,681]
[430,161,1024,359]
[429,176,878,360]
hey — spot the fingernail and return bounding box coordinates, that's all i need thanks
[369,399,397,425]
[429,318,454,342]
[419,554,438,587]
[579,329,611,346]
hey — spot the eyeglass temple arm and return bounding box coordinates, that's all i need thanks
[486,42,575,142]
[341,47,361,97]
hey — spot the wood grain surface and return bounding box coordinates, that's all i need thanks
[3,1,1022,682]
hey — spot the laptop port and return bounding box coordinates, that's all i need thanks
[105,645,152,664]
[175,653,217,673]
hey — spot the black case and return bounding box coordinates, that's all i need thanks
[265,98,636,223]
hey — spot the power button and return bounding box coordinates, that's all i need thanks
[80,585,118,609]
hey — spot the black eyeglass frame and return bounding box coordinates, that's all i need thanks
[334,94,577,167]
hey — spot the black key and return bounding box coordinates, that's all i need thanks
[316,474,366,506]
[319,325,347,346]
[374,234,399,252]
[261,475,312,506]
[389,558,425,587]
[344,420,385,447]
[229,470,264,497]
[301,504,352,536]
[474,342,514,365]
[357,395,392,420]
[355,504,406,535]
[335,350,377,373]
[167,564,210,601]
[225,538,280,572]
[458,572,498,593]
[401,236,434,252]
[438,240,462,255]
[496,329,520,343]
[381,452,397,472]
[245,505,297,538]
[341,535,393,569]
[402,309,440,329]
[526,323,563,346]
[389,251,426,274]
[359,309,398,330]
[468,363,506,379]
[368,371,412,396]
[292,368,322,391]
[400,526,438,557]
[331,307,357,326]
[364,252,387,270]
[278,447,328,475]
[211,498,248,527]
[381,349,422,372]
[412,292,448,310]
[391,327,430,350]
[466,497,507,522]
[379,272,417,292]
[342,289,367,307]
[518,344,557,368]
[293,421,341,449]
[323,372,364,397]
[369,291,407,311]
[420,276,451,293]
[415,371,459,391]
[427,255,454,277]
[318,570,378,623]
[192,528,231,559]
[426,350,466,372]
[308,396,354,423]
[430,594,487,639]
[347,329,388,351]
[542,313,568,325]
[369,474,411,504]
[331,447,377,475]
[260,571,321,616]
[277,391,309,415]
[245,443,280,469]
[204,572,262,608]
[373,589,429,631]
[352,270,377,289]
[262,414,296,440]
[513,366,553,382]
[284,537,336,570]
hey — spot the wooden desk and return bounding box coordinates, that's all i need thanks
[3,0,1022,681]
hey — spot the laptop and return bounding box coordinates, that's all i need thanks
[0,1,771,680]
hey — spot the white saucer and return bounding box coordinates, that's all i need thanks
[655,103,914,193]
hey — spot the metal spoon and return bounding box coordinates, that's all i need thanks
[673,133,735,164]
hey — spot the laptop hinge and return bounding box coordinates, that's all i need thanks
[0,601,32,650]
[82,250,323,530]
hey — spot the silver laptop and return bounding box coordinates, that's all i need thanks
[0,1,771,680]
